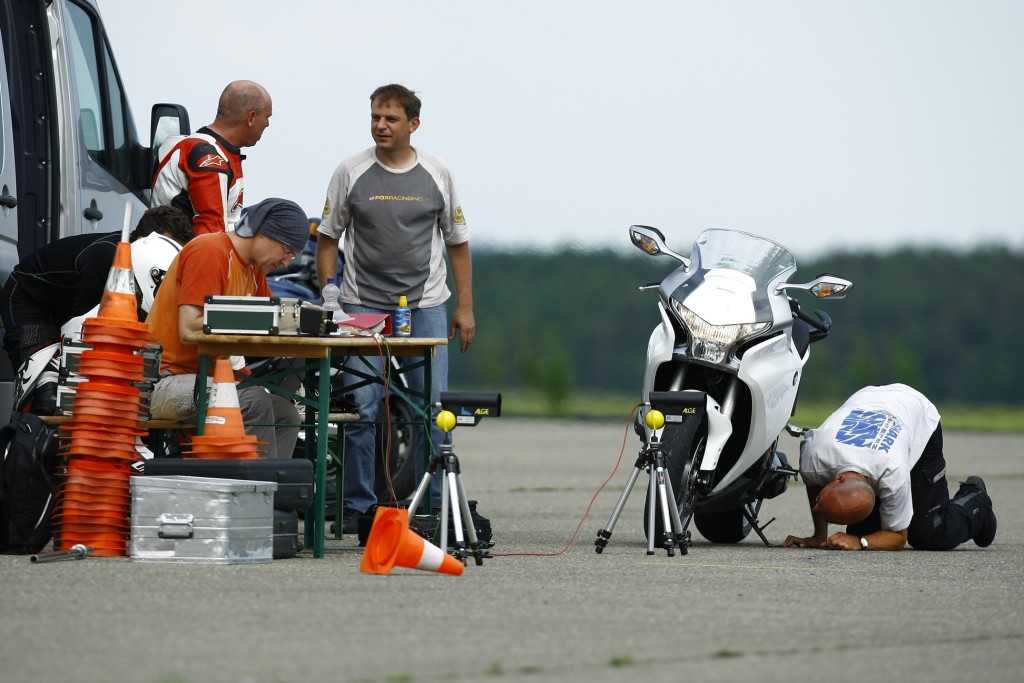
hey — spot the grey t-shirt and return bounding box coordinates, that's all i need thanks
[319,147,469,309]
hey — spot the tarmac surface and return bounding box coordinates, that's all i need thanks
[2,418,1022,683]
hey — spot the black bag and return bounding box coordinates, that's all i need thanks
[357,499,493,548]
[0,413,60,554]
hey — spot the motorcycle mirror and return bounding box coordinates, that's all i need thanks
[628,225,690,266]
[777,274,854,300]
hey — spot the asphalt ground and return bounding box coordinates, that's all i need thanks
[2,418,1022,683]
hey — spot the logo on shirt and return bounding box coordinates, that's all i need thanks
[453,206,466,224]
[323,199,332,216]
[368,195,422,201]
[835,409,903,453]
[197,153,227,169]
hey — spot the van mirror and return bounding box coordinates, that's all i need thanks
[149,103,191,170]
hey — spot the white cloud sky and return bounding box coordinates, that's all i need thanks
[100,0,1024,257]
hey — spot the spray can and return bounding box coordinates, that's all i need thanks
[394,295,411,337]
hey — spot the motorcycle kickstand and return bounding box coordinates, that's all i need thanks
[741,502,775,547]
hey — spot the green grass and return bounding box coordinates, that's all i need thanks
[494,389,1024,433]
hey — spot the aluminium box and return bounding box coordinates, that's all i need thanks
[202,295,301,335]
[129,475,277,564]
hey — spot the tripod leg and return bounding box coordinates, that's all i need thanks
[407,453,445,515]
[438,465,451,552]
[654,464,678,557]
[646,466,657,556]
[446,467,467,562]
[661,473,690,555]
[407,471,434,517]
[595,465,645,554]
[452,470,484,565]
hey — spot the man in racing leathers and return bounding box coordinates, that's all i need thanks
[151,80,272,235]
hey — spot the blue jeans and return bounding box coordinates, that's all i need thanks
[341,303,448,512]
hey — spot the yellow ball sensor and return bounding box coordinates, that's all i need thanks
[436,410,457,432]
[645,409,665,430]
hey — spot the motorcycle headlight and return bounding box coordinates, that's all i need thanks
[676,304,769,364]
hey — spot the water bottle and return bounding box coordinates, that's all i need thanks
[394,295,411,337]
[321,278,341,311]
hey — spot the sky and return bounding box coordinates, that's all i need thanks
[100,0,1024,258]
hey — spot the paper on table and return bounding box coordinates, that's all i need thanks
[331,311,390,336]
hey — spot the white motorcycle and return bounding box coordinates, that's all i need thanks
[595,226,853,555]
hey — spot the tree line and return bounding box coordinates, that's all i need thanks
[448,243,1024,408]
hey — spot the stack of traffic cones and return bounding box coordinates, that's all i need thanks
[52,223,149,558]
[183,357,262,459]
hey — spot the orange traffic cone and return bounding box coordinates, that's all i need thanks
[360,507,464,576]
[203,357,246,438]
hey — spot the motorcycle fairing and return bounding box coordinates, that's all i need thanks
[709,330,805,494]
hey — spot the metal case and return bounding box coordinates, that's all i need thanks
[129,475,277,564]
[202,296,301,335]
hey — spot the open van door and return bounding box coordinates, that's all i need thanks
[0,0,190,416]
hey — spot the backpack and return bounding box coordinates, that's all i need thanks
[0,412,60,554]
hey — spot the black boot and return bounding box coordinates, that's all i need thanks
[953,476,996,547]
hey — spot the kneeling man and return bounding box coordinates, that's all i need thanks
[783,384,996,551]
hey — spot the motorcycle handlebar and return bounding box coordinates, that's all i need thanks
[791,299,832,342]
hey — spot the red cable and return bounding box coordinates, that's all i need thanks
[490,404,639,557]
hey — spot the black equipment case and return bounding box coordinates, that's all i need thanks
[144,458,314,512]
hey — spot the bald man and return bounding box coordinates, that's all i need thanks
[151,80,273,235]
[783,384,997,551]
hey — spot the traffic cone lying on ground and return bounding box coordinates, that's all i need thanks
[360,507,464,576]
[185,356,261,459]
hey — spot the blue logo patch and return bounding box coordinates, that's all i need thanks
[835,409,903,453]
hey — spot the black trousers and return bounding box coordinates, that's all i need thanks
[846,425,980,550]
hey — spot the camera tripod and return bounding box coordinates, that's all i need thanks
[406,412,487,566]
[595,409,691,556]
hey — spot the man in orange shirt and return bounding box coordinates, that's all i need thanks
[147,198,307,458]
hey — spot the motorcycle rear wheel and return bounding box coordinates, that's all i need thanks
[693,499,761,543]
[373,396,418,503]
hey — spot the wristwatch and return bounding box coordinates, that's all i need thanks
[859,536,869,550]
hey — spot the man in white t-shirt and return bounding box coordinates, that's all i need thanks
[783,384,996,551]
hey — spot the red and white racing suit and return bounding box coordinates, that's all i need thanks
[150,126,244,235]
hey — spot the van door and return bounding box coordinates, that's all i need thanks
[0,34,19,280]
[58,0,149,238]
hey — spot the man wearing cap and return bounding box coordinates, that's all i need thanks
[147,198,308,459]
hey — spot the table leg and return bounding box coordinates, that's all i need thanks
[196,354,209,435]
[313,355,330,557]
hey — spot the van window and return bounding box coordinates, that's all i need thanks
[65,1,132,184]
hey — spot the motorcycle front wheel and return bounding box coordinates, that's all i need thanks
[644,427,705,544]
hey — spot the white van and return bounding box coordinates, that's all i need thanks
[0,0,188,415]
